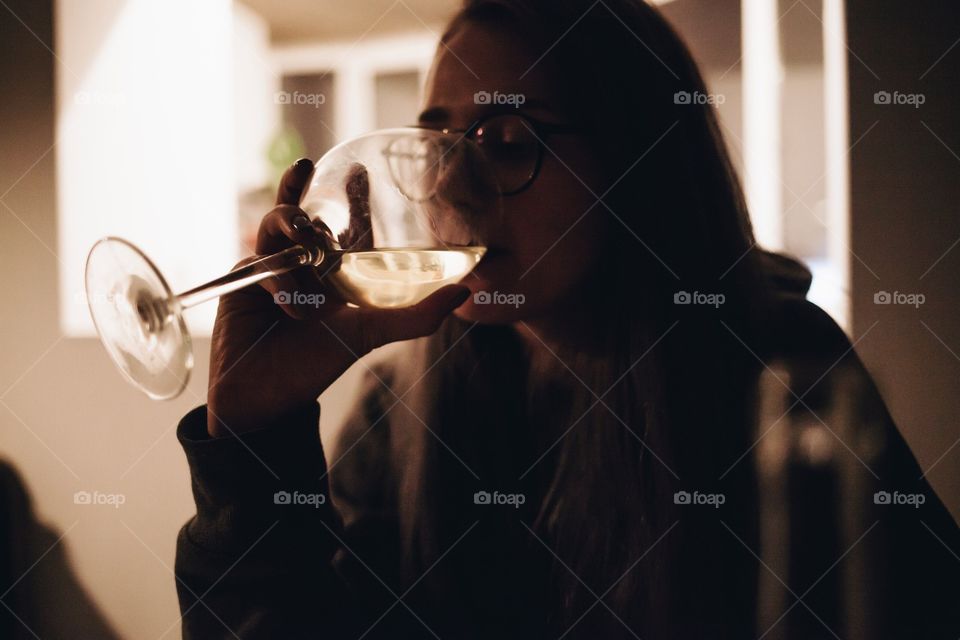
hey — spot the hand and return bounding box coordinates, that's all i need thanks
[206,158,470,437]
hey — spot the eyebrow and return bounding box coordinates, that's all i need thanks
[417,98,557,124]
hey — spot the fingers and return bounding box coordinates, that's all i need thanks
[253,159,331,319]
[255,206,336,319]
[352,284,471,353]
[216,256,304,320]
[261,156,320,256]
[276,158,315,206]
[256,204,318,255]
[252,159,329,317]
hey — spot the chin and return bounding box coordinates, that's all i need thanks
[455,255,534,323]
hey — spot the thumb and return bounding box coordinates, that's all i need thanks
[357,284,471,350]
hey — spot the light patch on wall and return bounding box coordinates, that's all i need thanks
[56,0,257,336]
[742,0,785,250]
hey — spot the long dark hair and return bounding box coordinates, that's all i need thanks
[388,0,798,635]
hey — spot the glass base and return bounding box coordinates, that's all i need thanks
[85,237,192,400]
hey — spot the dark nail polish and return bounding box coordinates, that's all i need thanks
[291,214,312,233]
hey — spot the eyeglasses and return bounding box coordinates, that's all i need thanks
[381,113,584,202]
[444,113,584,195]
[385,113,584,199]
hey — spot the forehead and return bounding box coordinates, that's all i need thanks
[423,21,560,118]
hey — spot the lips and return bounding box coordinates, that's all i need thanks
[471,246,509,278]
[479,246,507,260]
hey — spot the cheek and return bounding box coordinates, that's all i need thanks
[509,205,607,305]
[512,165,597,249]
[509,156,607,288]
[455,158,609,322]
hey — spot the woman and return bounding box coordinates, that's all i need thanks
[174,0,959,637]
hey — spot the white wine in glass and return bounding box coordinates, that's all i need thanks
[332,247,486,308]
[84,127,501,400]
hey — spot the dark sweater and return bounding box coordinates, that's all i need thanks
[174,297,960,639]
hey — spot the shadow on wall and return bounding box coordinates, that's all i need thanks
[0,460,121,639]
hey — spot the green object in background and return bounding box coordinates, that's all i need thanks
[267,125,307,187]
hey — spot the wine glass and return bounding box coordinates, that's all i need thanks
[84,127,501,400]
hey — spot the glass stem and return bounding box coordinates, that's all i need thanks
[174,244,325,310]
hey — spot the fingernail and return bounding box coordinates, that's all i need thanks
[291,214,312,233]
[293,158,313,174]
[453,287,471,306]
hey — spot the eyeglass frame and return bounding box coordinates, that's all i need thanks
[417,112,586,196]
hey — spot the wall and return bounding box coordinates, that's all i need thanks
[847,0,960,521]
[663,0,960,522]
[0,1,374,636]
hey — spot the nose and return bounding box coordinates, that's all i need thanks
[427,138,502,246]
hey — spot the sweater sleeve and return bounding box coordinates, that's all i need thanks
[174,402,362,639]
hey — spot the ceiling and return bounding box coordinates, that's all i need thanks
[236,0,461,43]
[235,0,686,44]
